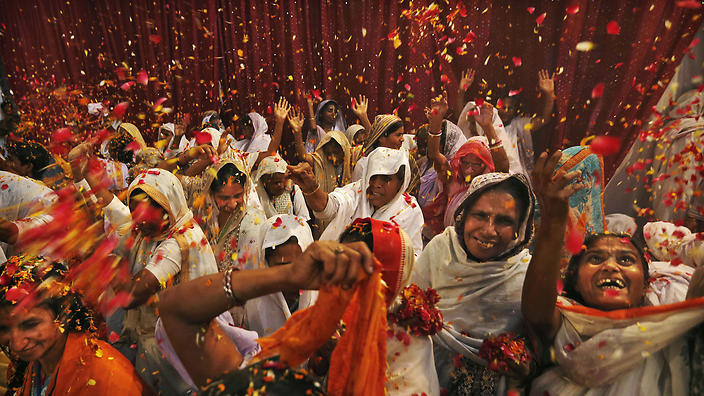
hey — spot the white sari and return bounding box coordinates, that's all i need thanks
[315,147,425,257]
[244,215,317,337]
[410,172,535,391]
[230,112,271,153]
[531,261,704,396]
[253,156,310,220]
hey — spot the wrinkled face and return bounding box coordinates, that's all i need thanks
[367,173,403,210]
[264,172,287,198]
[463,190,520,261]
[0,305,63,363]
[574,237,647,310]
[353,129,367,146]
[322,104,339,124]
[460,154,486,181]
[322,141,344,167]
[267,241,303,267]
[378,126,404,150]
[497,97,518,125]
[129,192,170,236]
[212,182,245,215]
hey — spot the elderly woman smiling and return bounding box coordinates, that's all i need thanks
[523,151,704,395]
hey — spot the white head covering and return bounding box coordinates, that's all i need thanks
[230,112,271,153]
[344,124,365,146]
[605,213,638,236]
[245,215,317,336]
[253,155,293,218]
[319,147,424,257]
[316,100,347,133]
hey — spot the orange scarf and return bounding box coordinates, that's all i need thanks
[256,261,387,396]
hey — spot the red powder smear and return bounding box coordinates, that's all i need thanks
[565,221,585,255]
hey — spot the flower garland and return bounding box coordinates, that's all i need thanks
[388,283,443,336]
[478,332,533,374]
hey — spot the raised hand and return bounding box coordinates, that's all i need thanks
[537,69,555,96]
[475,102,495,128]
[273,97,291,123]
[351,95,369,119]
[287,107,305,135]
[303,91,315,111]
[459,68,475,92]
[286,162,318,192]
[287,240,374,290]
[424,92,449,122]
[531,150,583,213]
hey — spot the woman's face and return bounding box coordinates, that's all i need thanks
[574,236,646,310]
[497,97,518,125]
[0,305,64,363]
[322,141,344,167]
[212,182,245,215]
[463,190,520,261]
[264,173,287,198]
[460,154,487,181]
[367,173,403,210]
[322,104,338,124]
[235,122,254,140]
[129,192,170,236]
[353,129,367,146]
[267,241,303,267]
[378,126,404,150]
[158,127,174,141]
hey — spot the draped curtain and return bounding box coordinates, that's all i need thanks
[0,0,700,177]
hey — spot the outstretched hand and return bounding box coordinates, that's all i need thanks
[459,68,475,92]
[273,97,292,123]
[424,91,449,122]
[475,102,495,128]
[537,69,555,96]
[531,150,583,214]
[287,241,374,290]
[288,107,305,135]
[351,95,369,119]
[286,162,318,192]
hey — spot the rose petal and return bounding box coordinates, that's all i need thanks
[589,136,621,156]
[512,56,522,67]
[606,21,621,35]
[112,102,129,119]
[536,12,546,25]
[591,82,605,98]
[566,5,580,14]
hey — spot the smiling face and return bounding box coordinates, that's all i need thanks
[0,305,65,363]
[128,191,170,237]
[377,126,405,150]
[573,236,647,310]
[367,172,403,210]
[462,190,520,261]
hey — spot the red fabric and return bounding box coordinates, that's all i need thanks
[0,1,700,178]
[449,140,495,186]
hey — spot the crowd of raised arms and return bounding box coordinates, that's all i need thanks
[0,66,702,396]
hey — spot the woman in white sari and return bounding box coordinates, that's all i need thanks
[523,150,704,396]
[410,171,535,394]
[253,155,310,220]
[86,167,219,394]
[244,215,317,336]
[229,112,271,154]
[289,146,424,257]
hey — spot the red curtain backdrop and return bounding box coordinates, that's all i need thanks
[0,0,700,177]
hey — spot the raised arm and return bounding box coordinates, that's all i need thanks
[158,240,373,388]
[288,107,313,164]
[475,103,510,173]
[287,162,328,212]
[254,97,291,167]
[425,93,451,184]
[351,95,373,132]
[305,92,318,134]
[455,68,475,124]
[522,151,583,340]
[530,69,555,131]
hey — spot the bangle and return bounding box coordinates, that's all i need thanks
[489,140,503,150]
[303,184,320,196]
[428,131,442,137]
[223,266,246,306]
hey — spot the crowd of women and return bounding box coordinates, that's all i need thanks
[0,66,702,396]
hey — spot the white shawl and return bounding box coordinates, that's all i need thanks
[531,262,704,395]
[316,147,424,257]
[253,156,310,220]
[230,112,271,153]
[244,215,317,337]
